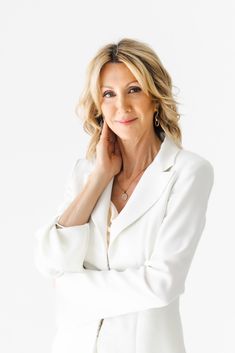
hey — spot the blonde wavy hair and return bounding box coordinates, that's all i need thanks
[75,38,182,160]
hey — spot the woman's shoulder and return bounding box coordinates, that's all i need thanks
[173,145,214,178]
[73,156,94,172]
[69,156,95,181]
[62,156,95,196]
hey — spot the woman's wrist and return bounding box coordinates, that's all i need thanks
[89,169,114,187]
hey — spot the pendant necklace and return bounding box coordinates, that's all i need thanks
[116,165,149,201]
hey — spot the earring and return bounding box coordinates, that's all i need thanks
[154,110,160,127]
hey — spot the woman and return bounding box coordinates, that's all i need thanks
[34,38,214,353]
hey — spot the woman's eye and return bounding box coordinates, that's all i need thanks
[103,91,114,98]
[102,87,141,98]
[129,86,141,93]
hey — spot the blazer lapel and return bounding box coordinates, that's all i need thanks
[90,134,182,246]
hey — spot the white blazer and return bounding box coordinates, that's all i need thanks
[34,134,214,353]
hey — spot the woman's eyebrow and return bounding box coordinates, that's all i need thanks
[101,80,139,88]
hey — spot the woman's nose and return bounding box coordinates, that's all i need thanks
[116,94,131,113]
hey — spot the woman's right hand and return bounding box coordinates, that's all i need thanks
[94,119,123,179]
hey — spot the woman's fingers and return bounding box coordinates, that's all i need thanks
[114,138,121,156]
[101,120,116,143]
[99,119,108,140]
[95,118,122,176]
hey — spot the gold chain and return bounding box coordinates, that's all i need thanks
[115,165,149,201]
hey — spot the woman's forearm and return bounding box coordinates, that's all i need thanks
[57,171,112,227]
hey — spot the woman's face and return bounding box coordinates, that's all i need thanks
[99,62,156,140]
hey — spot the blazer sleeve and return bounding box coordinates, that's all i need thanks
[34,158,90,279]
[54,159,214,323]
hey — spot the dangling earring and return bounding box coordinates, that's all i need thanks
[154,110,160,127]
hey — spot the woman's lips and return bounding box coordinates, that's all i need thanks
[117,118,138,125]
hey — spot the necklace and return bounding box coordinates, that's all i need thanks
[115,165,149,201]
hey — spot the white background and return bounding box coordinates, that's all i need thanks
[0,1,234,352]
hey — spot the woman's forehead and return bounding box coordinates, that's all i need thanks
[100,62,138,87]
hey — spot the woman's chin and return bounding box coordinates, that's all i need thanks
[116,133,138,142]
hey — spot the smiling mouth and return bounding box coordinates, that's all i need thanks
[117,118,138,124]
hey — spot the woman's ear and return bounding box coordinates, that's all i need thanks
[154,102,160,111]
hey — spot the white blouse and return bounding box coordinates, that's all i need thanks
[106,201,119,247]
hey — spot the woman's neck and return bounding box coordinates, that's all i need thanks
[117,133,162,180]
